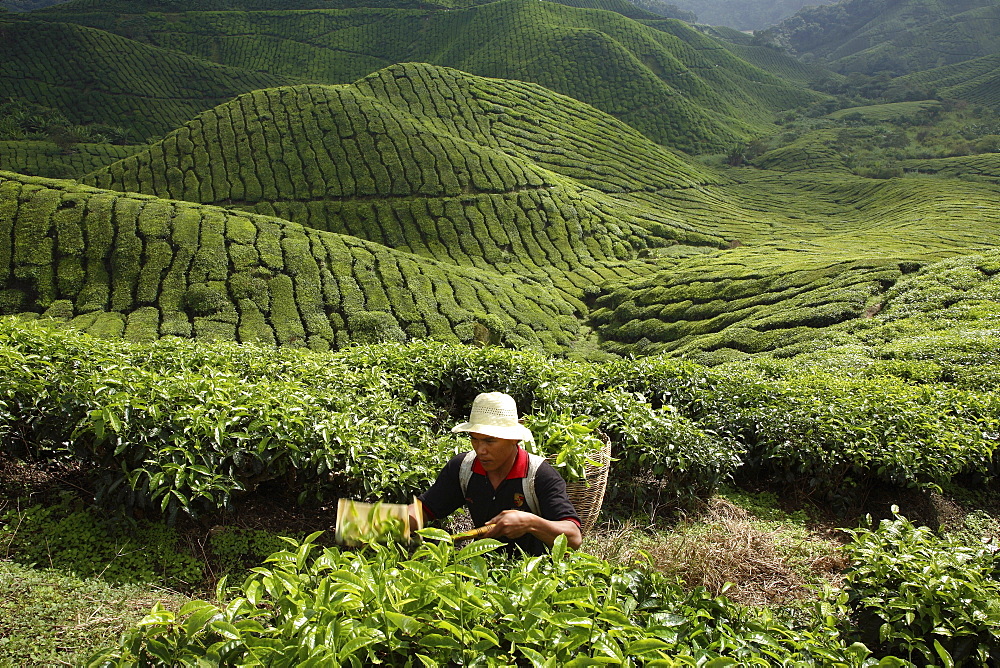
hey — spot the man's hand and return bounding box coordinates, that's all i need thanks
[485,510,582,549]
[407,502,422,532]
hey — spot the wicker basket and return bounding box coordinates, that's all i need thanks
[559,432,611,535]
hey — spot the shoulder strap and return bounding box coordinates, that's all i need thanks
[522,453,546,516]
[460,450,545,516]
[459,451,476,497]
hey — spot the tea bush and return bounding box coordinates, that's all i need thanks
[0,318,449,519]
[207,526,300,580]
[598,354,999,509]
[88,531,880,666]
[4,316,998,520]
[843,510,1000,665]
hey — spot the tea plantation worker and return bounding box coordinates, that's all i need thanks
[412,392,582,555]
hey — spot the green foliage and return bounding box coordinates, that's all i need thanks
[591,258,901,356]
[4,311,984,522]
[89,530,874,666]
[597,353,999,510]
[0,170,588,353]
[0,320,739,521]
[843,510,1000,665]
[522,411,605,482]
[761,0,1000,76]
[0,16,299,143]
[0,559,187,667]
[0,495,202,586]
[207,526,297,579]
[13,0,824,153]
[660,0,825,31]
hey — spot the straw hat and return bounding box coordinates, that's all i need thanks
[451,392,534,442]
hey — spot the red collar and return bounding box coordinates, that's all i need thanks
[472,445,528,479]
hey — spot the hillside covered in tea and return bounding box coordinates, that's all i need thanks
[2,0,1000,359]
[4,0,1000,664]
[761,0,1000,75]
[5,0,823,151]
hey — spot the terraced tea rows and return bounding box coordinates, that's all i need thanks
[35,0,644,13]
[897,54,1000,109]
[0,141,144,179]
[0,172,586,351]
[590,256,903,358]
[81,63,729,294]
[25,0,824,151]
[901,154,1000,183]
[0,17,299,140]
[764,0,1000,75]
[712,171,1000,253]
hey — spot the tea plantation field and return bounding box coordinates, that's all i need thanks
[3,247,1000,662]
[4,0,823,151]
[3,0,1000,664]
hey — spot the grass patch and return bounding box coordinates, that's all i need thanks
[0,560,189,667]
[584,497,848,607]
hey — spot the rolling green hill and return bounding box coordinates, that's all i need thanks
[78,64,731,301]
[4,59,999,357]
[900,153,1000,182]
[4,1,1000,359]
[0,170,593,351]
[668,0,837,31]
[894,54,1000,109]
[32,0,659,16]
[18,0,825,151]
[761,0,1000,76]
[0,0,64,9]
[0,141,145,179]
[0,16,300,140]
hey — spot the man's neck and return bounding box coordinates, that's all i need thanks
[486,447,520,489]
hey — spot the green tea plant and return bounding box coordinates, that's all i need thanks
[336,499,412,547]
[88,530,882,666]
[2,315,996,524]
[207,526,295,580]
[522,411,605,482]
[842,510,1000,665]
[599,352,1000,510]
[0,318,450,520]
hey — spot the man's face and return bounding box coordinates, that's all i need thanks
[469,432,519,473]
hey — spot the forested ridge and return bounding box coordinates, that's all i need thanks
[761,0,1000,75]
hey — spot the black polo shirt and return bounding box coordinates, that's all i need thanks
[419,447,580,556]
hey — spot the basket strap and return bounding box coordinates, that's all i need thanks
[459,450,476,498]
[523,453,545,516]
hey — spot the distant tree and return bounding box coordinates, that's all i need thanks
[0,0,71,10]
[626,0,696,21]
[49,127,80,153]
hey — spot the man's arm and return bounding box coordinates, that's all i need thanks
[485,509,582,550]
[409,454,467,530]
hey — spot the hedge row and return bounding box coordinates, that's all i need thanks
[4,315,997,519]
[0,140,144,180]
[82,60,725,212]
[0,171,585,352]
[0,318,736,519]
[79,63,727,289]
[900,153,1000,183]
[590,257,903,357]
